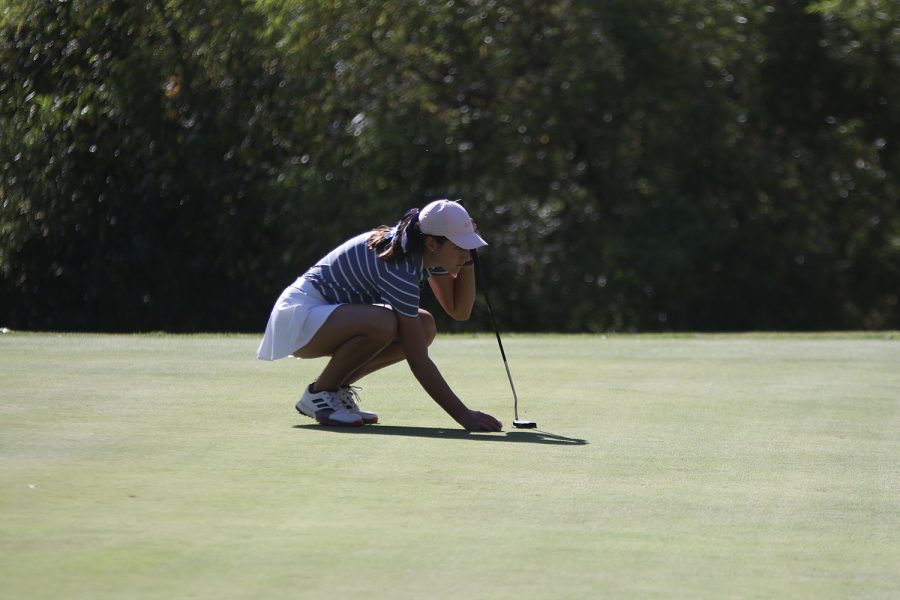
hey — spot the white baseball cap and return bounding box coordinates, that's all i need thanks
[419,200,488,250]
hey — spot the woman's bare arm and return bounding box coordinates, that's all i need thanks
[396,313,502,431]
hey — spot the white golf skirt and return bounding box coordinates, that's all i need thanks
[256,277,341,361]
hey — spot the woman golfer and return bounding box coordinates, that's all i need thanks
[257,200,503,432]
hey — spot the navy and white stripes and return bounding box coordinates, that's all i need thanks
[304,232,444,318]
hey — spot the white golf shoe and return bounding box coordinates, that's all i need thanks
[296,384,363,426]
[336,385,378,425]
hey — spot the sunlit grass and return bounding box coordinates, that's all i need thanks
[2,333,898,598]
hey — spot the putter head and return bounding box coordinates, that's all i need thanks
[513,419,537,429]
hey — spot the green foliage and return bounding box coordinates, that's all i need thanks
[1,0,898,331]
[0,0,292,330]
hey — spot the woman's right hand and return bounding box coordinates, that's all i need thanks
[459,409,503,432]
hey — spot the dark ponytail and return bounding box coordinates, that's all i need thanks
[367,208,421,261]
[367,208,444,262]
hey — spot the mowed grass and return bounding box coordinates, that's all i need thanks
[1,332,899,599]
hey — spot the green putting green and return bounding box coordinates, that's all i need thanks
[1,332,898,598]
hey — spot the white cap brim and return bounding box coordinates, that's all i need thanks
[447,231,488,250]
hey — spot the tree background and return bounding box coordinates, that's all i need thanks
[2,0,898,333]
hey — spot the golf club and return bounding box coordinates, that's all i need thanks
[472,251,537,429]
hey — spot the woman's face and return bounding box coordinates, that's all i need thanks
[425,237,472,274]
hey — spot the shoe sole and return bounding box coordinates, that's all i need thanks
[296,407,364,427]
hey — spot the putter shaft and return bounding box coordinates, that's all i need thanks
[473,252,523,422]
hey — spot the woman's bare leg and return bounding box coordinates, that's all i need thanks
[293,306,437,389]
[344,309,436,384]
[293,305,397,390]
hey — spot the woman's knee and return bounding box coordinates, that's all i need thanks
[419,309,437,346]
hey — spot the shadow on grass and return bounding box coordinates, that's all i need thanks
[293,424,587,445]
